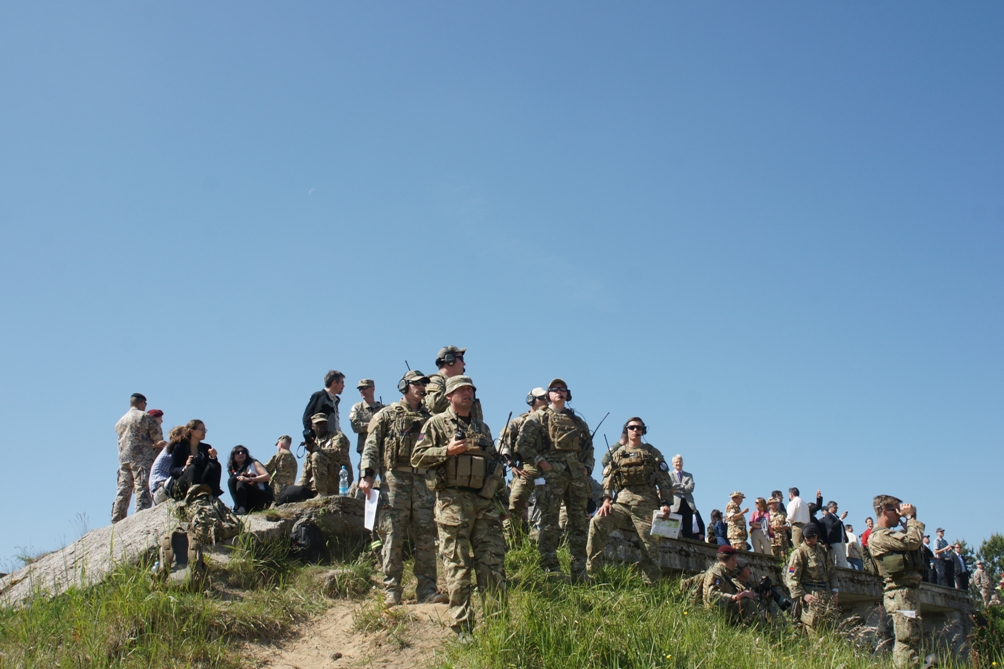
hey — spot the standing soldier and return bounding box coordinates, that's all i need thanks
[349,379,385,474]
[785,523,840,634]
[586,417,675,585]
[299,414,352,495]
[768,498,791,559]
[411,376,505,640]
[112,393,167,523]
[500,387,548,540]
[726,492,749,551]
[514,378,594,581]
[868,496,926,668]
[359,371,445,606]
[424,346,483,421]
[972,560,993,607]
[263,435,298,500]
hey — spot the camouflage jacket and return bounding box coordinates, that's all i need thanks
[316,432,352,470]
[703,562,740,613]
[263,449,297,497]
[411,408,494,470]
[868,518,925,590]
[600,442,675,508]
[423,373,483,421]
[726,501,747,539]
[786,542,838,600]
[360,399,432,475]
[769,510,789,544]
[349,400,385,453]
[498,411,530,460]
[115,407,164,464]
[514,405,594,476]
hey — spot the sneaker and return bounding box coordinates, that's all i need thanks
[384,591,402,606]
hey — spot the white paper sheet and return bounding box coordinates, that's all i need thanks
[651,511,683,539]
[364,488,379,531]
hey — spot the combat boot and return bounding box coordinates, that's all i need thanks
[384,590,402,606]
[185,535,207,590]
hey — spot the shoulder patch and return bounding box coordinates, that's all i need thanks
[714,578,721,586]
[788,565,796,574]
[659,461,669,472]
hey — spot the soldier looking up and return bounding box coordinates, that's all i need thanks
[868,496,926,668]
[586,417,675,584]
[500,387,549,540]
[111,392,167,522]
[514,378,594,581]
[359,370,445,606]
[424,346,483,421]
[411,375,505,640]
[785,522,839,634]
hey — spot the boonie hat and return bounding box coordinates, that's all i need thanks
[402,370,430,384]
[730,491,745,499]
[436,345,467,362]
[357,378,375,389]
[310,413,329,424]
[445,375,476,394]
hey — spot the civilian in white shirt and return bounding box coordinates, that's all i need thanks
[787,487,809,547]
[845,523,863,570]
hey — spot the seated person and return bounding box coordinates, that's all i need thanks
[708,509,730,546]
[263,435,298,500]
[227,445,272,514]
[169,419,223,498]
[150,426,183,504]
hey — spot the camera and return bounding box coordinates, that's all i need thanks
[754,576,792,612]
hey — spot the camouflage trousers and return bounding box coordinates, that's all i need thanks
[537,467,590,577]
[728,525,748,551]
[586,502,663,584]
[377,469,438,600]
[435,487,506,634]
[796,588,838,633]
[301,451,338,495]
[504,466,539,539]
[884,586,922,668]
[111,459,153,523]
[771,533,791,559]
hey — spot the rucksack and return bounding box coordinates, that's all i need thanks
[290,517,329,563]
[185,484,242,545]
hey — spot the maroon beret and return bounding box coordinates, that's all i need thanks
[717,545,737,555]
[147,409,164,417]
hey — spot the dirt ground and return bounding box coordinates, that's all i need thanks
[249,599,453,669]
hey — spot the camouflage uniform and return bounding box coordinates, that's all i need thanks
[786,541,839,633]
[869,518,925,668]
[411,405,505,634]
[111,407,164,522]
[703,561,742,616]
[726,500,748,550]
[586,442,675,584]
[515,405,594,578]
[500,411,538,538]
[769,509,791,558]
[424,373,483,421]
[299,432,352,495]
[263,450,297,499]
[972,566,992,607]
[349,399,385,455]
[360,399,438,601]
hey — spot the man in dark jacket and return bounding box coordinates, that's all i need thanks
[302,370,345,434]
[820,501,849,568]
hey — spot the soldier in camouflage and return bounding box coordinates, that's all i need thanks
[263,435,298,500]
[500,387,549,541]
[586,417,675,584]
[703,545,755,617]
[349,379,385,457]
[726,491,749,550]
[298,414,352,496]
[424,346,483,421]
[768,498,791,559]
[514,378,594,581]
[359,370,445,606]
[411,375,505,639]
[785,523,840,634]
[112,393,167,523]
[868,495,925,668]
[972,560,993,607]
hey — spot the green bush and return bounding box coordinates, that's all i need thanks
[970,606,1004,668]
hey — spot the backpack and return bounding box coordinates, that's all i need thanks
[290,517,329,563]
[185,484,242,545]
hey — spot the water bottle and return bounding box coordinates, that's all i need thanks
[339,466,350,496]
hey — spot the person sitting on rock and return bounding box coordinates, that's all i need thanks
[227,445,272,515]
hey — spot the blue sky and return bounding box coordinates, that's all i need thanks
[1,3,1001,567]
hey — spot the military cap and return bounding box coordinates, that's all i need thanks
[436,345,467,362]
[736,558,750,569]
[730,491,745,499]
[526,387,548,404]
[767,498,779,505]
[548,378,568,390]
[936,528,945,533]
[717,545,737,555]
[445,375,476,394]
[147,409,164,417]
[356,378,375,389]
[310,413,329,424]
[402,370,430,384]
[802,523,818,539]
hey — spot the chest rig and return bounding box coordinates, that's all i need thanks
[612,446,656,488]
[547,410,582,453]
[385,406,427,469]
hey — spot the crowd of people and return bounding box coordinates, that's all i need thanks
[111,344,997,658]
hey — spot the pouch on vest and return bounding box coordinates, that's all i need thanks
[549,412,581,452]
[877,552,906,578]
[478,459,505,499]
[392,416,423,465]
[614,448,655,487]
[445,454,487,489]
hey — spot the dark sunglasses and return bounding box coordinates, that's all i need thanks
[234,449,248,455]
[410,380,429,386]
[626,425,645,431]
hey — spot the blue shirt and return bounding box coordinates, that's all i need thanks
[149,448,173,493]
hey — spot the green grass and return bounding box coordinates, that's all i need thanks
[0,537,330,669]
[433,539,988,669]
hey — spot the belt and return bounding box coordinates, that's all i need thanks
[791,521,805,526]
[802,582,830,590]
[393,465,427,475]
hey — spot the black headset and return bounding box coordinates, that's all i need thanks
[624,420,647,435]
[397,377,410,394]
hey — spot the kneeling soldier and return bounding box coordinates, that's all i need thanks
[299,414,351,496]
[785,523,839,633]
[868,496,925,668]
[411,376,506,640]
[703,545,755,617]
[359,371,445,606]
[586,416,675,584]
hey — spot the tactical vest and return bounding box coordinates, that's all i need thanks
[548,410,582,453]
[872,547,927,580]
[442,419,502,498]
[612,446,656,488]
[385,408,427,468]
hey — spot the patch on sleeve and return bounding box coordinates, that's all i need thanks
[714,578,721,586]
[659,461,669,472]
[788,566,796,574]
[417,433,425,441]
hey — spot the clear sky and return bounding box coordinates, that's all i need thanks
[1,3,1001,568]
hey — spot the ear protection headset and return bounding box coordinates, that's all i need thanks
[441,350,457,366]
[550,386,572,401]
[398,377,410,394]
[624,421,647,435]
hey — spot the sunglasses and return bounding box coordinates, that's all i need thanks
[626,425,644,431]
[235,451,248,456]
[410,380,429,386]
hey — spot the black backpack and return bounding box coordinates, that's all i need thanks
[289,517,329,563]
